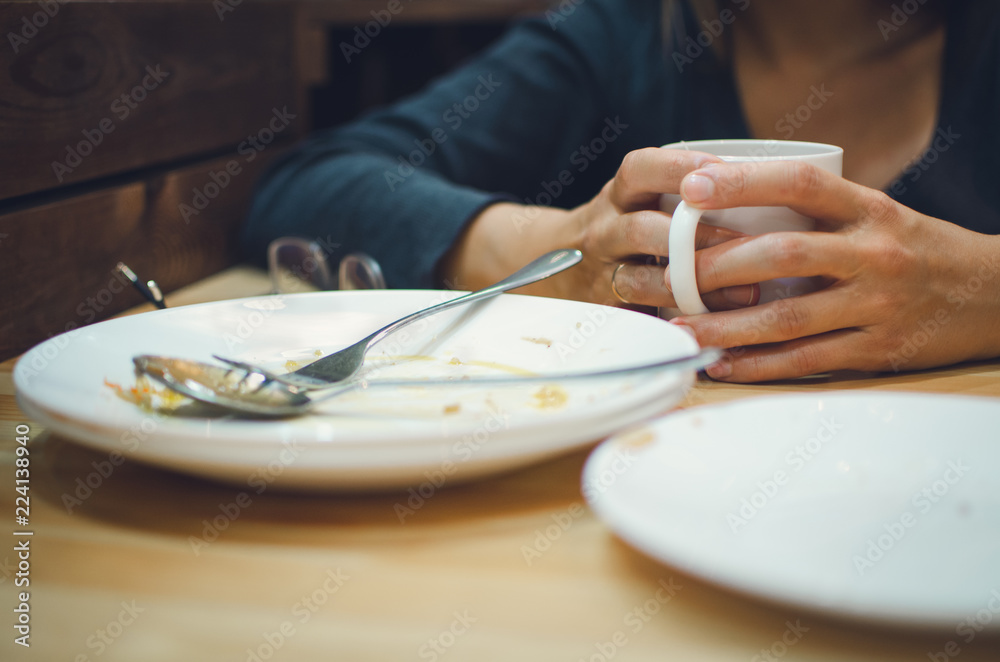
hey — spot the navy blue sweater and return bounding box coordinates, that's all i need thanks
[242,0,1000,288]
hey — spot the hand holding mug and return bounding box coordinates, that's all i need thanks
[660,139,843,316]
[665,150,1000,382]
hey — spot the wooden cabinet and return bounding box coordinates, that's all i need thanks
[0,2,299,200]
[0,0,547,359]
[0,1,303,358]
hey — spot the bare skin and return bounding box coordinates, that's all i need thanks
[733,0,945,190]
[441,1,1000,382]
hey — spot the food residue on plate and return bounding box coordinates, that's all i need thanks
[461,360,536,377]
[368,354,436,368]
[617,427,655,449]
[531,385,568,410]
[522,336,553,348]
[104,376,187,412]
[109,351,553,418]
[368,355,536,378]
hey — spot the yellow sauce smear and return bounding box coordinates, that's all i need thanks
[462,360,537,376]
[522,336,553,348]
[618,427,655,449]
[531,385,568,409]
[369,355,537,377]
[443,403,461,415]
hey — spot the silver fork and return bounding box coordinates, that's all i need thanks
[214,249,583,392]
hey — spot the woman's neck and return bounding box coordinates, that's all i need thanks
[736,0,944,74]
[729,0,948,191]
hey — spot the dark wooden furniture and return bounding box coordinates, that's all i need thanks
[0,0,548,360]
[0,1,302,358]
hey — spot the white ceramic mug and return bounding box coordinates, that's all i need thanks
[660,139,843,316]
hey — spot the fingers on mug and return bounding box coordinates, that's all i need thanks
[661,139,843,316]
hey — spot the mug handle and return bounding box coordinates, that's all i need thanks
[667,201,710,315]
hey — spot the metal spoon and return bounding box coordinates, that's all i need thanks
[133,349,723,418]
[213,249,584,391]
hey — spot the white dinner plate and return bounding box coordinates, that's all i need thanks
[15,291,697,490]
[584,392,1000,629]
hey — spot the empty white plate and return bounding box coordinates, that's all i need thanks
[584,392,1000,629]
[15,291,698,490]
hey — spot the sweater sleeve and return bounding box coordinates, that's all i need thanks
[240,0,656,289]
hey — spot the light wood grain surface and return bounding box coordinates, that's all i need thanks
[2,267,999,661]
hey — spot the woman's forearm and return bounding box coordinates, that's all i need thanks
[438,202,582,297]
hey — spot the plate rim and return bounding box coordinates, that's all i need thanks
[583,390,1000,630]
[14,290,698,487]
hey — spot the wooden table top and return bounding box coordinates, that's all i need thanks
[2,267,998,661]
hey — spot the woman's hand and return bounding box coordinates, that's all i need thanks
[668,160,1000,382]
[442,148,759,309]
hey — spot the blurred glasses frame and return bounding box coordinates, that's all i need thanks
[267,237,386,293]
